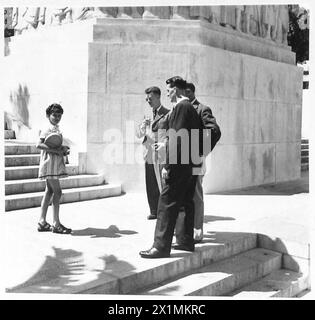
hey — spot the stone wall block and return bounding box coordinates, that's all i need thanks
[275,142,301,182]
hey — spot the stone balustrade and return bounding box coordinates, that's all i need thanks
[6,5,290,45]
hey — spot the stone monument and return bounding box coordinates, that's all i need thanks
[3,5,302,192]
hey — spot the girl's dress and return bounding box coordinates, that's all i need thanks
[38,124,68,180]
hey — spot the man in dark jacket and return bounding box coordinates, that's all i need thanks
[140,76,201,258]
[184,82,221,242]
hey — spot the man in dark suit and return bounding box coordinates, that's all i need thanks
[140,76,201,258]
[184,82,221,242]
[136,86,169,220]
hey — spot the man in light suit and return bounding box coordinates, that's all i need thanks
[136,86,169,220]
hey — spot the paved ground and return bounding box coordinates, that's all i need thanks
[0,171,312,298]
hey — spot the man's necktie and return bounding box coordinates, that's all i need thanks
[153,109,157,119]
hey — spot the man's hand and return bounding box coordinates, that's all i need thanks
[140,118,150,133]
[161,167,169,180]
[151,142,165,151]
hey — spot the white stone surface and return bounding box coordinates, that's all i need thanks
[2,20,94,152]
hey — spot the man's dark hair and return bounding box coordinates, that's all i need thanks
[145,86,161,96]
[166,76,187,90]
[46,103,64,116]
[185,82,195,93]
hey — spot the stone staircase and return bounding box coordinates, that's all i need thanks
[301,139,309,171]
[4,139,122,211]
[4,129,16,139]
[13,232,307,297]
[129,237,309,298]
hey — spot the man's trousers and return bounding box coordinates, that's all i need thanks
[153,165,197,254]
[145,162,160,216]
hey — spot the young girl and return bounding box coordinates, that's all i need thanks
[36,103,72,234]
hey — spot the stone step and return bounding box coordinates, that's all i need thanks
[5,184,122,211]
[4,130,16,139]
[5,164,79,180]
[295,289,313,298]
[9,232,257,294]
[301,163,309,171]
[4,139,35,144]
[5,174,105,195]
[5,143,40,155]
[138,248,282,296]
[228,269,310,298]
[301,156,309,164]
[5,154,41,167]
[88,233,258,295]
[301,144,309,150]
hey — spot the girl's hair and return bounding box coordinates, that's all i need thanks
[46,103,64,116]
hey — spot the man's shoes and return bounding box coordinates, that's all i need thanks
[194,239,203,244]
[147,214,157,220]
[172,244,195,252]
[139,247,170,258]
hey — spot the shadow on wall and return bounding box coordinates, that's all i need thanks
[7,84,31,131]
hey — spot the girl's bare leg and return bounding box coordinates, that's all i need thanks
[39,180,53,225]
[47,179,62,226]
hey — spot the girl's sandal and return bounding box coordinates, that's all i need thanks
[52,224,72,234]
[38,222,52,232]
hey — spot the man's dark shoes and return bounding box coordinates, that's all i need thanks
[147,214,157,220]
[139,247,170,258]
[172,244,195,252]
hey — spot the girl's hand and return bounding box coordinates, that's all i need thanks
[47,148,64,156]
[56,148,65,156]
[61,145,70,155]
